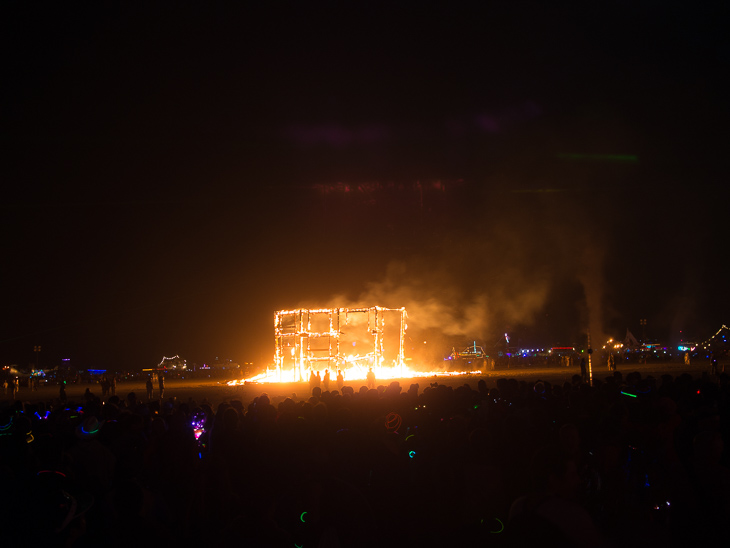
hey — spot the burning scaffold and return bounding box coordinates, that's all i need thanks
[273,306,407,382]
[229,306,484,385]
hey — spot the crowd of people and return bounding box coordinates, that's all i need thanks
[1,368,729,546]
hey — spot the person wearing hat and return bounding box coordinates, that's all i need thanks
[75,416,105,440]
[68,416,115,514]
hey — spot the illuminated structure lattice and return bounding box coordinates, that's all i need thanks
[274,307,407,382]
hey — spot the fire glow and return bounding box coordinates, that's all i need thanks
[227,306,483,385]
[228,363,483,385]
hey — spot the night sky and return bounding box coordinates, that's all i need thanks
[3,2,728,371]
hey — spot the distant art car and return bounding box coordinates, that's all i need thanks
[447,342,488,370]
[450,342,487,361]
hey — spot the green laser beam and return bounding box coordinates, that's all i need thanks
[511,188,569,194]
[557,153,638,163]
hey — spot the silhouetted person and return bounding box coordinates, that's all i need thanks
[309,370,317,392]
[336,369,344,391]
[146,376,154,400]
[580,358,587,383]
[158,373,165,399]
[323,369,330,391]
[366,367,376,389]
[508,444,608,547]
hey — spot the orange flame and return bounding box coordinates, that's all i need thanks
[227,363,482,385]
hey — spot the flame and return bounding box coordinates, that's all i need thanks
[227,363,483,386]
[229,305,480,386]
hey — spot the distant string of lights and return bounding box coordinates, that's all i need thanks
[698,325,729,350]
[158,355,184,367]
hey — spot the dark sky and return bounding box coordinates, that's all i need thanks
[2,2,728,371]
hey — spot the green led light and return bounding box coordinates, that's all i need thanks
[490,518,505,533]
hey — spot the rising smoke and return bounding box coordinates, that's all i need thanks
[298,181,612,361]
